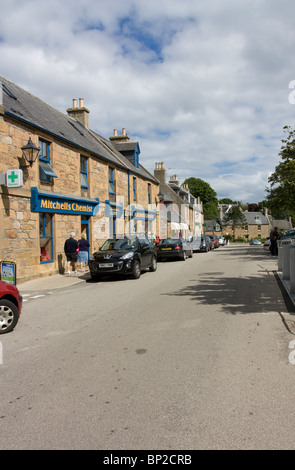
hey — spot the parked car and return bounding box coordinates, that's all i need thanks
[0,280,23,334]
[156,238,193,261]
[249,239,262,245]
[189,236,211,252]
[281,229,295,239]
[206,236,214,251]
[217,235,225,246]
[264,238,271,251]
[89,235,157,280]
[209,235,219,249]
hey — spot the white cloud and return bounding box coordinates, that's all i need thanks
[1,0,295,202]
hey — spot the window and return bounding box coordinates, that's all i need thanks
[39,139,57,182]
[258,225,261,231]
[80,156,88,188]
[109,167,115,195]
[245,225,248,231]
[39,213,53,263]
[133,177,137,202]
[148,183,151,204]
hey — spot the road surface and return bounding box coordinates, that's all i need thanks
[1,244,295,450]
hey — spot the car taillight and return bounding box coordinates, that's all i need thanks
[175,244,181,250]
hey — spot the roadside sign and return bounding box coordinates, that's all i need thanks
[0,261,17,285]
[6,169,23,188]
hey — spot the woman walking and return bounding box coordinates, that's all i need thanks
[77,233,90,272]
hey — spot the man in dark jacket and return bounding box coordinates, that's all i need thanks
[64,232,79,275]
[270,227,279,256]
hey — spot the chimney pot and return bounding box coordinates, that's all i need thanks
[122,128,126,136]
[114,129,117,136]
[67,98,89,128]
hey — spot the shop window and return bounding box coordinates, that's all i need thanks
[39,213,53,263]
[109,167,115,195]
[80,155,88,188]
[39,139,57,182]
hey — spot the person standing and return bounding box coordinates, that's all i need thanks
[270,226,279,256]
[77,233,90,272]
[64,232,79,275]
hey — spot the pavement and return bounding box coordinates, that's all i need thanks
[19,270,91,292]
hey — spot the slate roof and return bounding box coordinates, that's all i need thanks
[242,212,269,224]
[0,75,158,184]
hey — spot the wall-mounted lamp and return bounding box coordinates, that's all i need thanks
[21,137,40,167]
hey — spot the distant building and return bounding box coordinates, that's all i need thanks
[154,162,203,238]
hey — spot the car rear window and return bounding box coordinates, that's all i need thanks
[159,239,180,245]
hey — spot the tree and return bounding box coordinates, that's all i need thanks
[219,198,236,204]
[222,206,247,240]
[183,177,218,220]
[267,125,295,212]
[247,203,259,212]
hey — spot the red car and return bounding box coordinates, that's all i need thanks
[0,280,23,334]
[209,235,220,249]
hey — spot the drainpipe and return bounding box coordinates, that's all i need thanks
[128,170,131,236]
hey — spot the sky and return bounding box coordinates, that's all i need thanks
[1,0,295,204]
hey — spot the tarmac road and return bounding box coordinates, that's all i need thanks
[1,244,295,450]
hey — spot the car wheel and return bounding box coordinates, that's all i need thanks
[149,256,157,272]
[189,250,193,258]
[0,300,19,334]
[132,260,141,279]
[181,251,187,261]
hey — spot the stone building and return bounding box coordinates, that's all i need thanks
[153,162,203,239]
[222,211,269,240]
[0,75,159,283]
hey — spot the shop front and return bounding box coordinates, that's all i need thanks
[31,187,99,268]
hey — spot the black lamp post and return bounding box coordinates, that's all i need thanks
[21,137,40,167]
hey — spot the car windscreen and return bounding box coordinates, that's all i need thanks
[100,239,137,251]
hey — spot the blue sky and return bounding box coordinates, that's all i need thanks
[1,0,295,203]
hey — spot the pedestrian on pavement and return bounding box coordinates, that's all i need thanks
[64,232,79,275]
[77,233,90,272]
[270,226,279,256]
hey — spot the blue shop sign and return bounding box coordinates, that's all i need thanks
[31,187,99,216]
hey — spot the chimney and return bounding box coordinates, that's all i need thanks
[154,162,167,185]
[109,128,130,143]
[67,98,90,129]
[169,175,179,187]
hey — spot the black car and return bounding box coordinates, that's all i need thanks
[156,238,193,261]
[89,236,157,280]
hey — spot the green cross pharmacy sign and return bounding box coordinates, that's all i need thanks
[5,169,23,188]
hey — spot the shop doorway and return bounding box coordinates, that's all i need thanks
[81,216,90,264]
